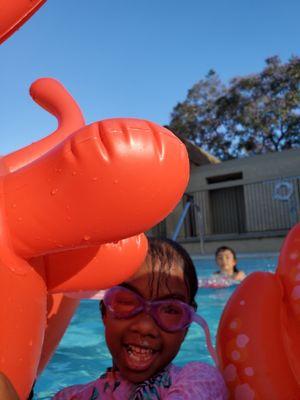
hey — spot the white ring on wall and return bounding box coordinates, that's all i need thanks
[273,181,293,201]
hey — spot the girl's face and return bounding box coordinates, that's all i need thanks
[216,249,236,275]
[102,259,189,383]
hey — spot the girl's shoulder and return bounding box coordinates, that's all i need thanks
[234,270,246,281]
[167,362,228,399]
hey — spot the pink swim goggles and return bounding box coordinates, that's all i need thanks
[103,286,218,365]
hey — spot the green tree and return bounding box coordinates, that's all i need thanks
[169,56,300,160]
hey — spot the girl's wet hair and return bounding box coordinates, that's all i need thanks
[147,237,198,309]
[215,245,239,273]
[100,237,198,316]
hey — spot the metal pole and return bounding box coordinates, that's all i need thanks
[194,204,205,254]
[171,201,192,241]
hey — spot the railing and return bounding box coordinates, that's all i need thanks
[180,175,300,239]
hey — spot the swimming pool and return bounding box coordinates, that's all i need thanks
[35,255,277,399]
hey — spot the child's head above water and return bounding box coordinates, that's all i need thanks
[215,246,238,275]
[100,237,200,383]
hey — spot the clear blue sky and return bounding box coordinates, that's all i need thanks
[1,0,300,154]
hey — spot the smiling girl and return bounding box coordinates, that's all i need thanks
[53,238,227,399]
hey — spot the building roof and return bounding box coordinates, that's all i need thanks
[181,138,220,166]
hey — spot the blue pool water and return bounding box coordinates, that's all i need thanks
[35,255,277,399]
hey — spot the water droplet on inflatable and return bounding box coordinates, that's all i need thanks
[244,367,254,377]
[290,252,299,260]
[231,350,241,361]
[51,188,58,195]
[72,171,77,176]
[8,264,27,276]
[83,235,91,241]
[236,334,249,348]
[17,216,23,222]
[92,177,99,181]
[55,168,62,173]
[113,179,119,184]
[12,203,17,208]
[229,320,238,330]
[224,364,237,382]
[29,340,33,347]
[66,216,71,221]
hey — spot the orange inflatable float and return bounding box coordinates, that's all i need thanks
[0,77,189,399]
[1,2,189,398]
[0,0,47,44]
[217,222,300,399]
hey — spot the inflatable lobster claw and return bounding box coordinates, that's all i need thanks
[0,77,189,399]
[217,223,300,400]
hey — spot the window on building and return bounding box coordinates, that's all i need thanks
[206,172,243,184]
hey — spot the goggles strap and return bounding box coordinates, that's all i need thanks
[193,314,218,366]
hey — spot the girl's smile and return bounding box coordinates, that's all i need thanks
[123,341,159,371]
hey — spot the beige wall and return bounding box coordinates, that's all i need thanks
[189,148,300,191]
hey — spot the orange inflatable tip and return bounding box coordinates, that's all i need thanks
[0,0,47,44]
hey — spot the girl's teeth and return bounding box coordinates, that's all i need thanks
[124,344,158,369]
[127,345,154,355]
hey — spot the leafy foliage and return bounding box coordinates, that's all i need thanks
[169,56,300,160]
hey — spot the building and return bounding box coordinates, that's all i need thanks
[151,144,300,255]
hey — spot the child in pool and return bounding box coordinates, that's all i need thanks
[53,237,227,399]
[215,246,246,282]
